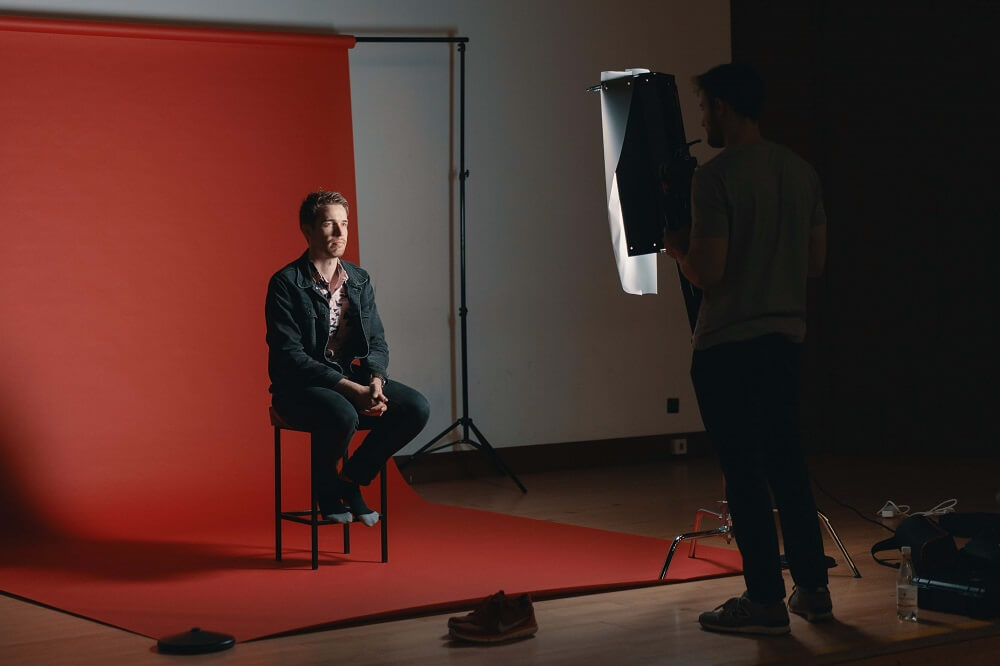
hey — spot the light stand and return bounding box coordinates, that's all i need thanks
[356,37,526,493]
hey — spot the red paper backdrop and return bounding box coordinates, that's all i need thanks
[0,17,359,538]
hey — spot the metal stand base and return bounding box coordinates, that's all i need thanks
[399,416,526,493]
[659,502,861,580]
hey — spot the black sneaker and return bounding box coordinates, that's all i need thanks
[448,591,538,643]
[447,590,507,629]
[699,595,790,635]
[788,586,833,622]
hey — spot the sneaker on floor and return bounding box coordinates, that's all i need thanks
[448,591,538,643]
[699,594,790,635]
[788,585,833,622]
[448,590,506,629]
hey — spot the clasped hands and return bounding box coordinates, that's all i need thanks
[338,377,389,417]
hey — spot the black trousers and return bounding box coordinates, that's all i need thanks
[691,333,828,603]
[272,378,430,512]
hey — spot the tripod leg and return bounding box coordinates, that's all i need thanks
[397,418,462,469]
[660,525,730,580]
[660,534,687,580]
[687,509,725,559]
[468,419,527,493]
[818,510,861,578]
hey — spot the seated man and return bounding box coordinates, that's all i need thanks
[265,190,430,526]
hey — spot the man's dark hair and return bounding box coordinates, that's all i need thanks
[299,190,350,228]
[693,63,765,121]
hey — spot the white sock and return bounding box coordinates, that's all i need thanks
[355,511,379,527]
[324,511,353,524]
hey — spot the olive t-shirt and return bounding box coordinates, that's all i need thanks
[690,141,826,350]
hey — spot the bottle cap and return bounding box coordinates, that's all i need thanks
[901,546,911,556]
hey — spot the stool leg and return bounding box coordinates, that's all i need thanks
[342,453,351,554]
[275,427,282,562]
[311,458,319,570]
[380,464,388,563]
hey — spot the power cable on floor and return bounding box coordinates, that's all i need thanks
[811,474,896,534]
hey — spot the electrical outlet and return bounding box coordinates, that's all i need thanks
[670,438,687,455]
[667,397,680,413]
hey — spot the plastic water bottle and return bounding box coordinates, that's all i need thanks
[896,545,918,621]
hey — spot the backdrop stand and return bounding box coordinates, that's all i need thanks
[356,37,526,493]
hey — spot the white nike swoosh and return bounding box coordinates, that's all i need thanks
[496,616,529,633]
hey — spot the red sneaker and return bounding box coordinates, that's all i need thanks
[448,591,538,643]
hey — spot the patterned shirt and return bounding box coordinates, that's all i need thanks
[309,261,352,368]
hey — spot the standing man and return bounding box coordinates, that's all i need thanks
[662,64,831,635]
[266,190,430,526]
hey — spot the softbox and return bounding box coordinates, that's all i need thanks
[599,70,701,325]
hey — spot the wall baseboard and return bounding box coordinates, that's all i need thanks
[394,431,713,484]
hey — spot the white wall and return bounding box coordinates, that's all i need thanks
[0,0,729,452]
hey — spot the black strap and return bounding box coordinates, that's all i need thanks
[871,534,902,569]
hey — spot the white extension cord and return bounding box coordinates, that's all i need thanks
[877,498,957,519]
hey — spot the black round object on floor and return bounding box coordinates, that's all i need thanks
[157,627,235,655]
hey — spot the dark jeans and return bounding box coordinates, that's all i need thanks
[691,333,828,603]
[272,378,430,512]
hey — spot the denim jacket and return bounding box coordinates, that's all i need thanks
[265,251,388,393]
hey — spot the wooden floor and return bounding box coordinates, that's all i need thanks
[2,453,998,665]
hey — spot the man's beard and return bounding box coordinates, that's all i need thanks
[706,127,725,148]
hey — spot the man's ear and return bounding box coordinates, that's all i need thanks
[712,96,729,121]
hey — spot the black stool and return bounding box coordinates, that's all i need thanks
[271,406,388,569]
